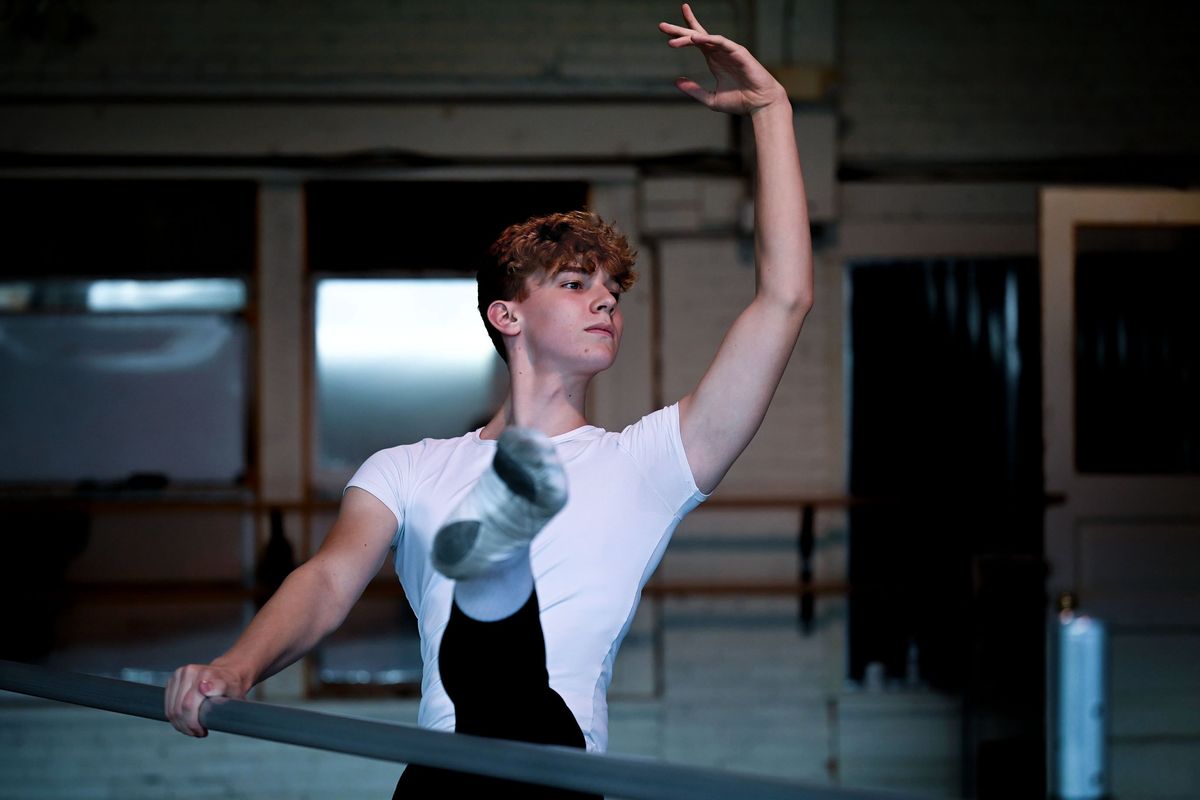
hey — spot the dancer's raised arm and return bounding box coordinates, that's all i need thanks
[659,3,814,494]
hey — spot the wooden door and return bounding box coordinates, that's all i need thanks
[1041,188,1200,799]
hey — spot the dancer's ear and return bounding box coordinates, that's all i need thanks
[487,300,520,336]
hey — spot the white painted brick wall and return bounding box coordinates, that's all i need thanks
[659,238,843,495]
[840,0,1200,160]
[6,0,1193,163]
[836,690,962,795]
[0,0,743,97]
[654,506,847,589]
[1108,632,1200,799]
[642,176,747,234]
[0,103,731,159]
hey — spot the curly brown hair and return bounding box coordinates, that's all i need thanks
[478,210,638,361]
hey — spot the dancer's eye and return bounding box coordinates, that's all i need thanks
[562,281,583,290]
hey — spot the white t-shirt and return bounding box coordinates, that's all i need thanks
[345,403,706,752]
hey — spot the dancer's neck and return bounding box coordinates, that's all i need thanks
[480,372,591,440]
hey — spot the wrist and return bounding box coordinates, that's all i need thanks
[750,91,791,119]
[749,97,795,137]
[211,656,255,691]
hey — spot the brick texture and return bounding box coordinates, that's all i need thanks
[659,238,843,496]
[0,0,743,97]
[840,0,1200,160]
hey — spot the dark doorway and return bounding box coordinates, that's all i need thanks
[846,256,1044,797]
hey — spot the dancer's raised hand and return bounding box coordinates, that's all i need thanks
[658,3,787,116]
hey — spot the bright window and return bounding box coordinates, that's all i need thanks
[313,278,506,487]
[0,279,249,486]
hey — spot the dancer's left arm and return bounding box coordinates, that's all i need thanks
[661,4,813,494]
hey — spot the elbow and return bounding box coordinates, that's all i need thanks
[759,268,812,319]
[772,287,812,321]
[793,290,814,318]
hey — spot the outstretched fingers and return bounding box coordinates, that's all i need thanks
[659,1,710,46]
[660,4,780,114]
[658,18,705,99]
[681,3,708,35]
[658,21,736,54]
[658,21,693,48]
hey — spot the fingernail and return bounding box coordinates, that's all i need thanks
[198,680,212,692]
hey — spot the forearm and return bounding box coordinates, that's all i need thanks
[212,561,351,688]
[750,98,813,312]
[665,6,818,491]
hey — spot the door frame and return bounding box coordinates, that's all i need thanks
[1040,186,1200,597]
[1040,186,1200,796]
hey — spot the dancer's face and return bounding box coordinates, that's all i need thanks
[511,266,624,374]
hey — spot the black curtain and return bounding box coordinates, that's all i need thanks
[847,256,1043,798]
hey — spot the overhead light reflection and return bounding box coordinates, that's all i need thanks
[87,279,246,312]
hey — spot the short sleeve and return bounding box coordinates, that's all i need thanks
[617,403,708,517]
[344,446,410,549]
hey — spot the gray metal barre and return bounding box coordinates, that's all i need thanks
[1,659,922,800]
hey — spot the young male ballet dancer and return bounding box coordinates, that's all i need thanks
[166,5,812,797]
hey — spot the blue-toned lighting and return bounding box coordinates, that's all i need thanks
[87,279,246,312]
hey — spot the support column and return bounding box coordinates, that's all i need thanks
[254,180,307,699]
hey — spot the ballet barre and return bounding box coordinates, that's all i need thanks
[0,659,928,800]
